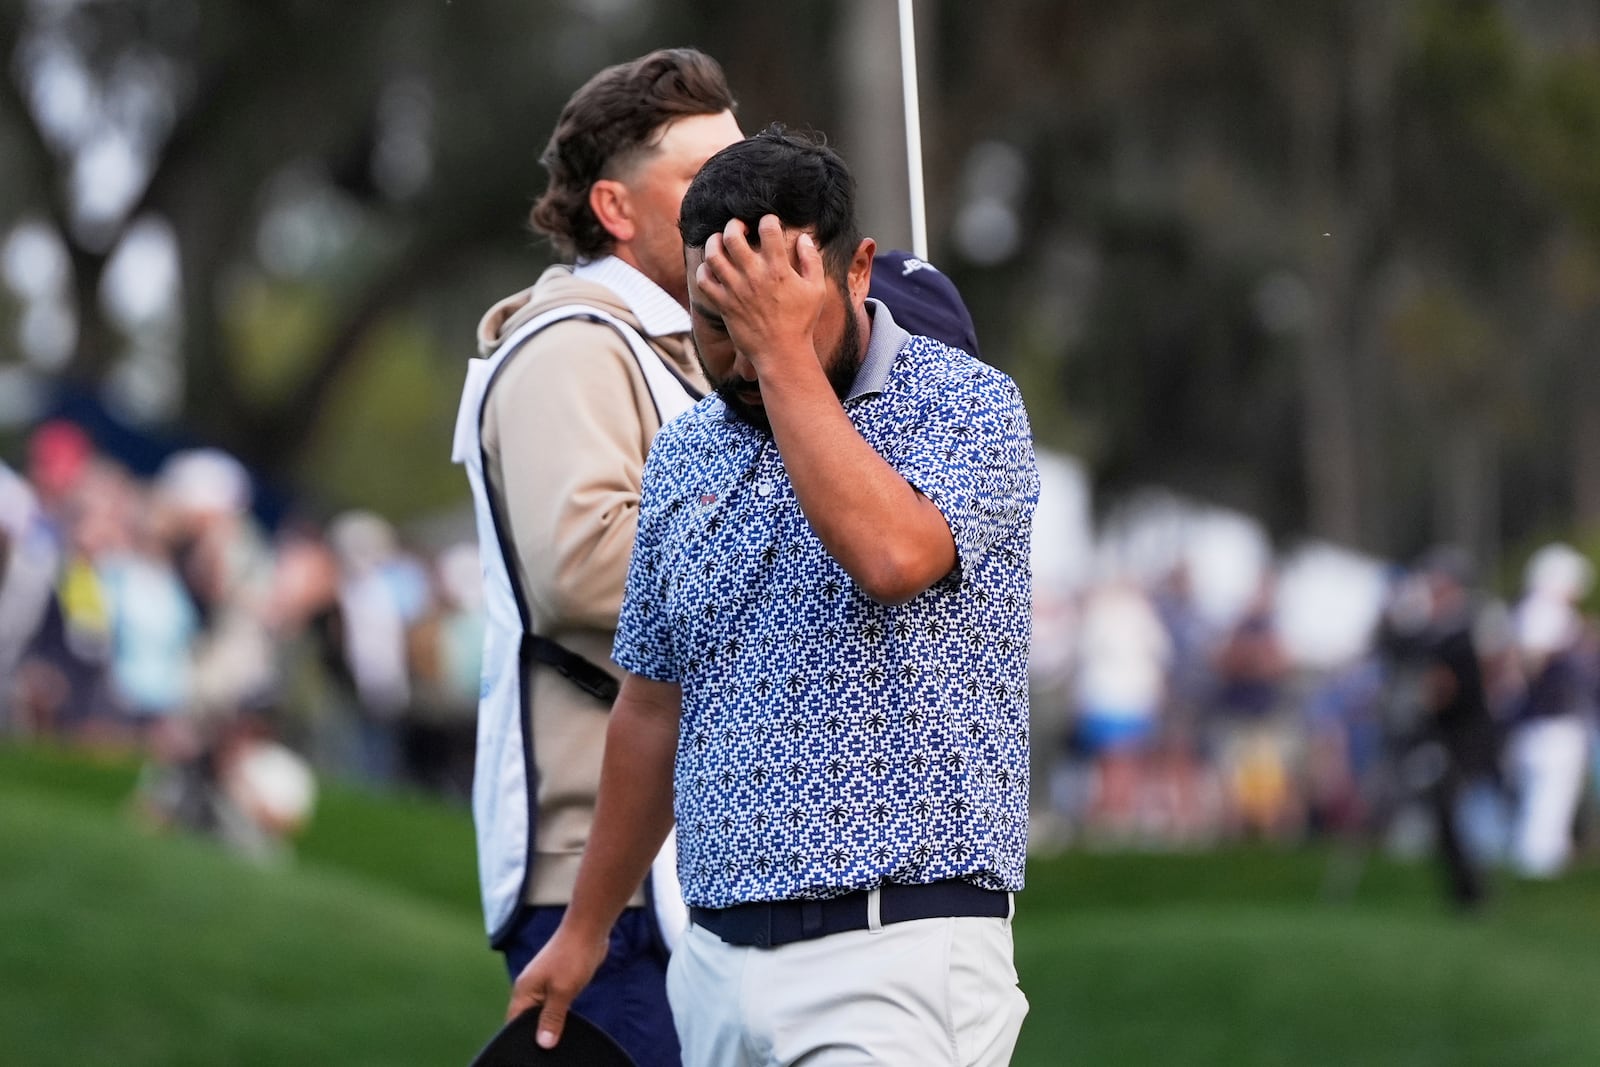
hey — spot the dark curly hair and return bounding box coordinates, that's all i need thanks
[678,124,862,286]
[530,48,735,261]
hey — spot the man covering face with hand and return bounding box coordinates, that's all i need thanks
[509,125,1038,1067]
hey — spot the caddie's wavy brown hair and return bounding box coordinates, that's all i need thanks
[530,48,735,261]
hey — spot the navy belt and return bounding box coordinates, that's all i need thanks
[688,880,1011,948]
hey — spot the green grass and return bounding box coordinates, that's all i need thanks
[0,743,504,1066]
[1013,850,1600,1065]
[0,743,483,920]
[3,742,1600,1065]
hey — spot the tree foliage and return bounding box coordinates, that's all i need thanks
[2,0,1600,562]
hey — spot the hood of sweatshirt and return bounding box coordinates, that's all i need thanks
[474,264,706,390]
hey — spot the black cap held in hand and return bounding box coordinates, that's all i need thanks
[469,1007,637,1067]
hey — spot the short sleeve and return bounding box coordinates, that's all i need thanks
[890,368,1039,579]
[612,440,683,682]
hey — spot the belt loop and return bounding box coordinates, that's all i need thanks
[1006,891,1015,924]
[867,887,883,933]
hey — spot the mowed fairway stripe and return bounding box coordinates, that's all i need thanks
[0,783,505,1067]
[4,746,1599,1067]
[1012,899,1600,1066]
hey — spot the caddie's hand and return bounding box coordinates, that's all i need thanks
[506,926,609,1050]
[696,214,828,377]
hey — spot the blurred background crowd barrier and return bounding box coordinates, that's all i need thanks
[0,424,482,858]
[1027,472,1600,907]
[3,426,1597,903]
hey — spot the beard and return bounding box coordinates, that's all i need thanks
[711,299,863,435]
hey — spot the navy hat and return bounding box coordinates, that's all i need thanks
[868,250,981,358]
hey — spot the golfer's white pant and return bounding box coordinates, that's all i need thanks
[1510,714,1591,878]
[666,911,1028,1067]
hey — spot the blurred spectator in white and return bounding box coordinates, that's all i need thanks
[1507,543,1598,878]
[217,713,319,863]
[156,448,277,722]
[402,541,485,800]
[135,696,318,866]
[0,459,59,729]
[1144,564,1222,843]
[1152,563,1215,727]
[326,509,413,783]
[122,449,289,859]
[1071,579,1172,838]
[263,521,339,741]
[96,476,200,731]
[1276,544,1391,839]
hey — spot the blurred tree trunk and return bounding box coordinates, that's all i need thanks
[1287,29,1364,549]
[1347,0,1405,550]
[156,150,248,447]
[66,247,116,383]
[1435,417,1500,572]
[1572,317,1600,528]
[1286,1,1405,552]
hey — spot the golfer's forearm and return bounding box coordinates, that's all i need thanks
[561,683,680,939]
[763,369,955,604]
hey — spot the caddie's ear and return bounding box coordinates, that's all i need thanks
[847,237,877,306]
[589,179,635,244]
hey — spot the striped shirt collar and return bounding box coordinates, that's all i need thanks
[572,255,692,337]
[847,298,908,401]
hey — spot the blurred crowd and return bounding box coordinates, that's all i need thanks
[4,419,1597,896]
[0,421,484,858]
[1034,541,1600,903]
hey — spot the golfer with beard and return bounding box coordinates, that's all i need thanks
[511,126,1036,1066]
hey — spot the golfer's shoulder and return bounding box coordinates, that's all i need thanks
[642,399,726,476]
[894,335,1025,412]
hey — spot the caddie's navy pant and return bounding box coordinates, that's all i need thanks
[501,905,679,1067]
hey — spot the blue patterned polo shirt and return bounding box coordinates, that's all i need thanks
[613,300,1039,909]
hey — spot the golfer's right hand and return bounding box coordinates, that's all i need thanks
[507,926,609,1050]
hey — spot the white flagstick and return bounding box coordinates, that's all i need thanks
[897,0,929,260]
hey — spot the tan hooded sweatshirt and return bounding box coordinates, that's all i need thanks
[475,263,708,906]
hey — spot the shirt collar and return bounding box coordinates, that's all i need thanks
[846,298,908,401]
[572,255,693,337]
